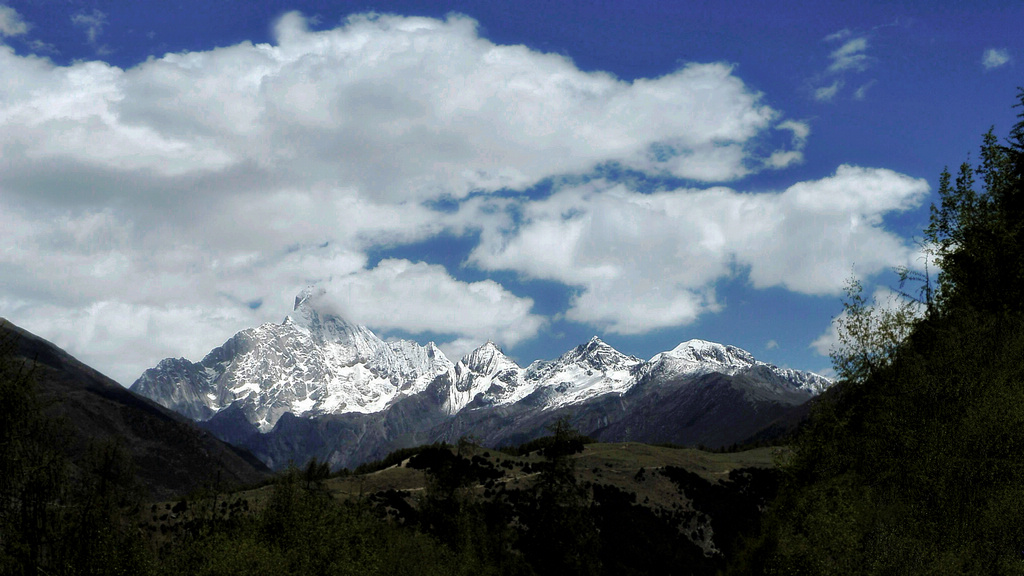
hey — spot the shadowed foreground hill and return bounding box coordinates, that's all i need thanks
[1,319,270,499]
[731,92,1024,574]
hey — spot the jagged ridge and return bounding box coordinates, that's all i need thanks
[132,293,832,435]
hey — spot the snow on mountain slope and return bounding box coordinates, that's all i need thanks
[646,339,831,395]
[439,336,644,413]
[131,289,453,432]
[440,341,524,414]
[132,291,832,433]
[519,337,644,409]
[647,339,757,378]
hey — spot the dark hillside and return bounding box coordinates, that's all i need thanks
[734,91,1024,574]
[1,319,270,499]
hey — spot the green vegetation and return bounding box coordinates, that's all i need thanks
[0,342,778,576]
[15,88,1022,576]
[0,324,151,575]
[733,90,1024,574]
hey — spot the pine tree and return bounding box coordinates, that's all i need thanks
[0,323,68,576]
[733,89,1024,575]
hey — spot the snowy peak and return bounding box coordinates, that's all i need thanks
[561,336,640,371]
[523,337,643,410]
[440,341,524,414]
[646,338,830,396]
[132,290,454,432]
[648,339,756,378]
[132,289,833,435]
[461,341,519,374]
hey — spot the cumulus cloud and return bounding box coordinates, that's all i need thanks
[316,258,545,350]
[0,11,909,384]
[0,4,28,37]
[983,48,1011,70]
[468,166,928,334]
[765,120,810,168]
[0,11,798,210]
[3,298,260,386]
[0,185,479,380]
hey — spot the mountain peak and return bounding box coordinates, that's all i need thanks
[646,339,758,381]
[293,285,322,311]
[462,340,517,372]
[556,336,638,373]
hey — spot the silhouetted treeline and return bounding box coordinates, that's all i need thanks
[1,343,777,576]
[730,90,1024,574]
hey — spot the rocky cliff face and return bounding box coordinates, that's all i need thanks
[131,291,831,469]
[131,289,454,432]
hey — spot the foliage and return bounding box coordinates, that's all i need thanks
[926,87,1024,315]
[497,426,596,457]
[733,90,1024,574]
[0,323,152,576]
[829,278,923,386]
[352,441,452,475]
[517,417,602,576]
[0,323,68,575]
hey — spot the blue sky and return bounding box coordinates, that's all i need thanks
[0,0,1021,385]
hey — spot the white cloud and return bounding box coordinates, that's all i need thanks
[814,80,842,102]
[983,48,1011,70]
[0,4,29,37]
[4,298,262,386]
[0,12,798,209]
[764,120,810,168]
[828,37,869,73]
[468,165,928,335]
[777,119,810,143]
[823,29,852,42]
[317,259,545,348]
[812,30,872,102]
[0,11,879,384]
[765,340,779,350]
[436,337,484,364]
[853,80,876,100]
[71,9,108,45]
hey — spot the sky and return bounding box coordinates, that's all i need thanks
[0,0,1021,386]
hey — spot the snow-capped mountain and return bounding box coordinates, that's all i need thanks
[131,289,453,432]
[434,336,644,414]
[131,290,832,469]
[646,339,832,394]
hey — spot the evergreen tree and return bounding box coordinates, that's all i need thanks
[733,90,1024,575]
[519,417,601,576]
[926,87,1024,315]
[0,323,68,576]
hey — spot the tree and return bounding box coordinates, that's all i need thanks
[733,90,1024,575]
[829,278,922,386]
[926,87,1024,315]
[519,417,600,576]
[0,323,68,576]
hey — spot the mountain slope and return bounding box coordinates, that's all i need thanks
[131,295,831,470]
[132,289,453,432]
[1,319,270,498]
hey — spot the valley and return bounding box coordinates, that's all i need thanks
[130,288,830,470]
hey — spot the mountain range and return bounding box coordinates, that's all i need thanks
[131,289,831,470]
